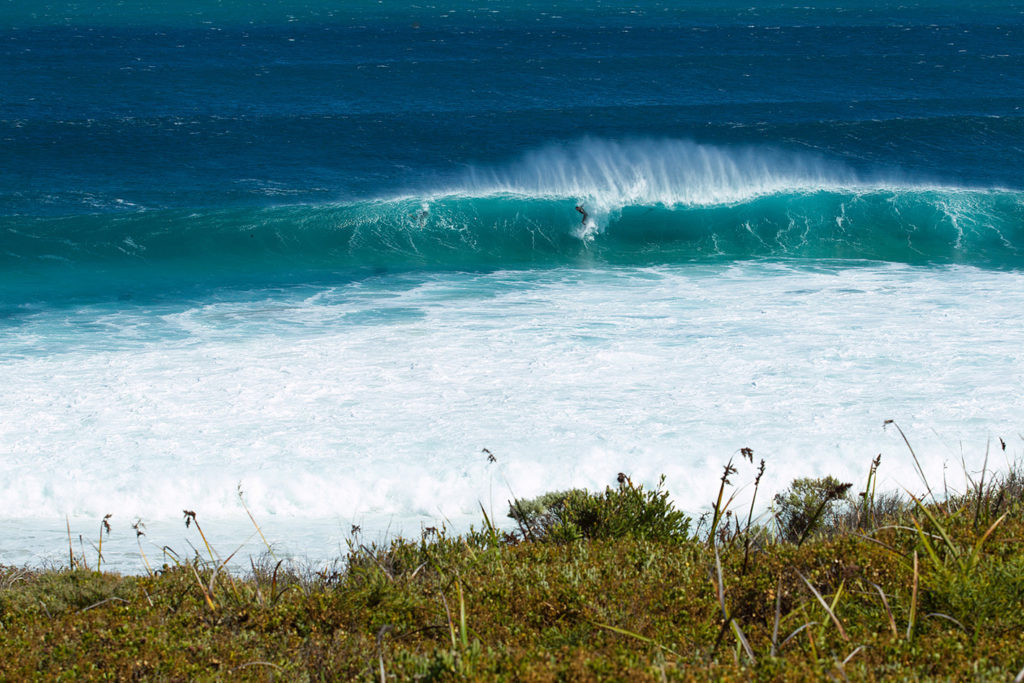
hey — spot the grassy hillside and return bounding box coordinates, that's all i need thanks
[2,443,1023,680]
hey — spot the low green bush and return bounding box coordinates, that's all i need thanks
[508,475,691,543]
[773,475,853,543]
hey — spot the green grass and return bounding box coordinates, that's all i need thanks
[2,442,1024,681]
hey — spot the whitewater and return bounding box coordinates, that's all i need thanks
[2,0,1023,570]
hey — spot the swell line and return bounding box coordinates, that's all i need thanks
[3,187,1022,270]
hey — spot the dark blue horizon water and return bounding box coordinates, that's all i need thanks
[3,0,1024,297]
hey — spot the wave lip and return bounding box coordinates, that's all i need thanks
[451,138,871,211]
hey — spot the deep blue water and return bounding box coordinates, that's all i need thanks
[3,0,1024,299]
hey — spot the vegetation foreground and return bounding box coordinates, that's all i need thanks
[2,438,1024,680]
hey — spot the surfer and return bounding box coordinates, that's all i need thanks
[575,204,588,225]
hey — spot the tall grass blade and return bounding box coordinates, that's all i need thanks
[908,514,943,570]
[479,502,500,545]
[710,545,755,662]
[869,582,898,637]
[439,591,457,649]
[65,516,75,570]
[710,546,731,652]
[828,579,846,619]
[713,547,727,620]
[858,455,881,527]
[183,510,216,563]
[853,531,907,558]
[780,621,819,649]
[96,514,111,573]
[968,511,1008,571]
[250,558,266,607]
[78,534,89,571]
[376,624,393,683]
[238,485,276,561]
[741,459,766,573]
[795,569,849,641]
[796,497,835,548]
[589,621,681,657]
[77,597,129,613]
[973,442,990,528]
[886,420,936,504]
[770,576,782,657]
[907,550,919,641]
[730,619,757,665]
[908,493,959,562]
[132,519,153,577]
[709,457,738,546]
[162,545,182,567]
[842,645,865,666]
[190,563,216,611]
[925,612,967,632]
[457,579,468,649]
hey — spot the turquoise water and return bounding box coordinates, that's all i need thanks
[2,0,1023,568]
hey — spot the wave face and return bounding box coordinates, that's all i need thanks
[3,141,1022,294]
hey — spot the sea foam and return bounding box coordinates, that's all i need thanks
[1,262,1022,570]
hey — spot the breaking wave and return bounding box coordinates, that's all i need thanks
[4,140,1022,281]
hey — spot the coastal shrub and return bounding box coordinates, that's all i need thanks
[506,489,576,537]
[922,554,1024,636]
[945,455,1024,525]
[773,475,853,543]
[508,475,691,543]
[855,489,907,527]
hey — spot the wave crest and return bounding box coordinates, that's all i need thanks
[3,141,1022,285]
[450,138,868,210]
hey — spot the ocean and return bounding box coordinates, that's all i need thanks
[2,0,1023,570]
